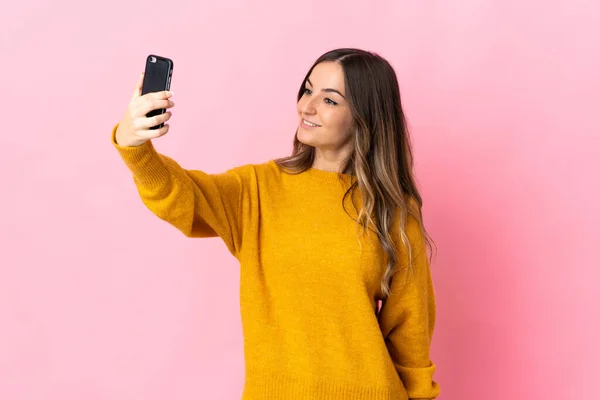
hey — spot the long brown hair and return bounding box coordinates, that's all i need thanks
[274,48,436,302]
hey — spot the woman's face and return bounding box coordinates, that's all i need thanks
[296,61,354,157]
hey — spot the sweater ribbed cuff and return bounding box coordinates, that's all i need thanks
[395,362,440,399]
[110,123,172,188]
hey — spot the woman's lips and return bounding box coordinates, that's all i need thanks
[301,118,321,128]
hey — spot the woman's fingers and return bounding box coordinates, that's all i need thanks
[136,124,170,139]
[135,98,174,117]
[135,111,172,130]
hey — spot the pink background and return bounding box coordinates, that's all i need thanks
[1,1,598,399]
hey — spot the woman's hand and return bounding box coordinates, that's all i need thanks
[115,73,175,147]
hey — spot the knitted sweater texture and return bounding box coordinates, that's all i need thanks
[111,123,440,400]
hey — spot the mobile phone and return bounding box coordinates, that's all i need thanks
[141,54,174,130]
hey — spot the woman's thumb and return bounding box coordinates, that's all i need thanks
[131,72,144,100]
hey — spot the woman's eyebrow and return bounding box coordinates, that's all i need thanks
[306,78,346,99]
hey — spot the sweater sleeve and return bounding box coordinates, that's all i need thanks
[110,123,245,258]
[377,212,440,400]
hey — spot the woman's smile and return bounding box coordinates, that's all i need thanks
[301,118,321,128]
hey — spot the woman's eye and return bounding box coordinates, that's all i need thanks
[303,88,336,105]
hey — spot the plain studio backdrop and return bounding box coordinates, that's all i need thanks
[0,1,598,399]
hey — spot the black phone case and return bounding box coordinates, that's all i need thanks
[141,54,173,130]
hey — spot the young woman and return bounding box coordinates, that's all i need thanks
[112,48,440,400]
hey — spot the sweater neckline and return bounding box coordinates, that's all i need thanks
[268,160,357,185]
[304,166,356,184]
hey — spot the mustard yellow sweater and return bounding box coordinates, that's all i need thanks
[111,123,440,400]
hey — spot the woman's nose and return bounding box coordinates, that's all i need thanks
[301,97,318,114]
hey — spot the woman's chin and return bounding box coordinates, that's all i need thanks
[297,128,317,147]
